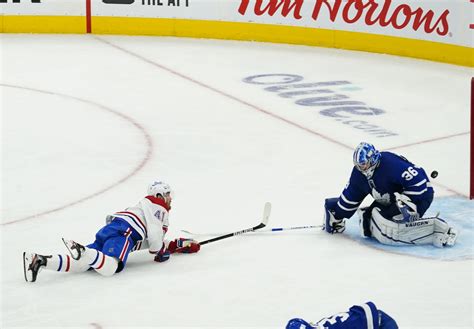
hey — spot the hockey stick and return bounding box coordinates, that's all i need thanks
[198,202,272,246]
[182,224,321,236]
[266,225,322,232]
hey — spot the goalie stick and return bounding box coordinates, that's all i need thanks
[182,224,321,236]
[198,202,272,246]
[266,225,321,232]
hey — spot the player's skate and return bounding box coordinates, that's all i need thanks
[434,227,458,248]
[23,252,48,282]
[62,238,86,260]
[443,227,458,247]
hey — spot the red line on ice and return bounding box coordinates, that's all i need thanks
[96,38,468,198]
[1,84,153,226]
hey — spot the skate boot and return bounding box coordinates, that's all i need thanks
[23,252,48,282]
[62,238,86,260]
[433,227,458,247]
[443,227,458,247]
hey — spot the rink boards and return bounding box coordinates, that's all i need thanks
[0,0,473,67]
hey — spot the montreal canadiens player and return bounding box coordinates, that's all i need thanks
[23,180,200,282]
[323,142,457,247]
[286,302,398,329]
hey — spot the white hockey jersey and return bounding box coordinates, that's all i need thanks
[107,196,170,253]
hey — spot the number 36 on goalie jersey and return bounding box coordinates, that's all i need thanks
[333,152,433,220]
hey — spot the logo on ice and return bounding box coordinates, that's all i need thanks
[238,0,450,36]
[243,74,398,138]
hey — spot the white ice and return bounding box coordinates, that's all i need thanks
[1,34,472,329]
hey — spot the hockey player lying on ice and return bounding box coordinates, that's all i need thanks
[323,142,457,247]
[23,180,200,282]
[286,301,398,329]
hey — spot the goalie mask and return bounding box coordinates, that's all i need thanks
[353,142,381,179]
[147,180,173,205]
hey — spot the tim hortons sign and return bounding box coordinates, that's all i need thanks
[237,0,450,36]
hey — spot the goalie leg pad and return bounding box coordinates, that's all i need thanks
[371,208,432,246]
[357,207,372,238]
[432,217,458,248]
[370,208,405,246]
[371,209,457,247]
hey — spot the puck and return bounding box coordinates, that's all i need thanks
[430,171,438,179]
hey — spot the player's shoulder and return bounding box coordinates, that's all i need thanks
[348,302,380,328]
[348,301,378,316]
[317,302,380,329]
[380,152,412,170]
[143,196,170,211]
[381,151,405,162]
[349,166,365,182]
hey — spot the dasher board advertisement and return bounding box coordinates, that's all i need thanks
[94,0,472,47]
[1,0,85,16]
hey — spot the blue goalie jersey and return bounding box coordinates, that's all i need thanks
[286,302,398,329]
[333,151,434,220]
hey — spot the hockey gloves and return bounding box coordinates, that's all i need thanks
[395,192,419,222]
[323,207,346,234]
[168,238,200,254]
[154,243,171,262]
[154,238,200,262]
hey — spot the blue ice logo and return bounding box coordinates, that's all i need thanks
[243,74,397,138]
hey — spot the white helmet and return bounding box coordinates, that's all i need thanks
[147,180,172,198]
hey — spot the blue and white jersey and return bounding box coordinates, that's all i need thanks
[334,152,433,219]
[286,302,385,329]
[314,302,379,329]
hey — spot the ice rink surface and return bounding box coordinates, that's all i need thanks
[1,34,473,328]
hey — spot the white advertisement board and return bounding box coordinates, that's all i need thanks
[0,0,85,16]
[92,0,472,47]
